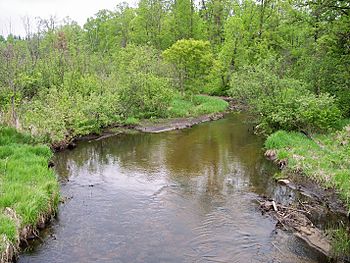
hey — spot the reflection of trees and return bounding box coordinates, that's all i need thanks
[54,113,278,200]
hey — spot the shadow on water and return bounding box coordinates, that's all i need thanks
[19,113,325,263]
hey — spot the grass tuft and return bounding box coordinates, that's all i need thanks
[331,227,350,258]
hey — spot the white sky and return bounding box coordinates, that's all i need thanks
[0,0,137,37]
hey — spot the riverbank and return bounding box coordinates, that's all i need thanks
[55,96,233,150]
[51,95,230,151]
[72,112,225,144]
[264,127,350,258]
[0,127,59,263]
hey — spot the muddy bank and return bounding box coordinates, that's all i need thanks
[265,149,349,217]
[135,112,225,133]
[1,199,57,263]
[262,150,350,262]
[258,197,331,259]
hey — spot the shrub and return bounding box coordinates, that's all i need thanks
[118,73,174,119]
[228,64,341,134]
[256,89,341,134]
[163,39,213,95]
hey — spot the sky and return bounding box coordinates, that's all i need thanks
[0,0,137,37]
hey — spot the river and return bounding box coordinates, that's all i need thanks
[18,113,324,263]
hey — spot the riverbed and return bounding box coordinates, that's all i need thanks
[18,113,324,263]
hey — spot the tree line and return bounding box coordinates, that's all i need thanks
[0,0,349,143]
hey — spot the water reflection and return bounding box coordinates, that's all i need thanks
[19,113,321,263]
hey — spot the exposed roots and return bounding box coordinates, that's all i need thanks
[258,198,331,257]
[0,236,16,263]
[0,199,57,263]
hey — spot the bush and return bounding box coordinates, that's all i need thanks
[256,89,341,134]
[163,39,213,95]
[21,73,122,143]
[115,45,175,119]
[228,63,341,134]
[118,73,174,119]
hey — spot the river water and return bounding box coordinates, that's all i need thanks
[19,113,323,263]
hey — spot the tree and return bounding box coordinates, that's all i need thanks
[163,39,213,94]
[130,0,166,48]
[0,40,28,128]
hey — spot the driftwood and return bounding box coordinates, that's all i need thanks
[258,198,331,257]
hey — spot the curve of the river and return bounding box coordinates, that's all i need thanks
[19,113,324,263]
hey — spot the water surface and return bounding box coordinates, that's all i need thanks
[19,113,322,263]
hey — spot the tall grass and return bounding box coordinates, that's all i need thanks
[0,126,59,257]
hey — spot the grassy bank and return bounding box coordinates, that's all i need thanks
[168,95,229,118]
[265,127,350,206]
[0,127,59,262]
[265,126,350,256]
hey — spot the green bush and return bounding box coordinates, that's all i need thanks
[229,64,341,134]
[256,89,341,134]
[115,45,175,119]
[118,73,174,119]
[163,39,213,95]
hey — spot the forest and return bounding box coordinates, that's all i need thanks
[0,0,350,260]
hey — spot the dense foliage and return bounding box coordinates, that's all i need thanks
[0,0,349,139]
[229,63,342,133]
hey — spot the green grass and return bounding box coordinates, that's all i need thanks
[265,128,350,204]
[122,117,140,126]
[0,126,59,256]
[331,227,350,258]
[168,95,229,118]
